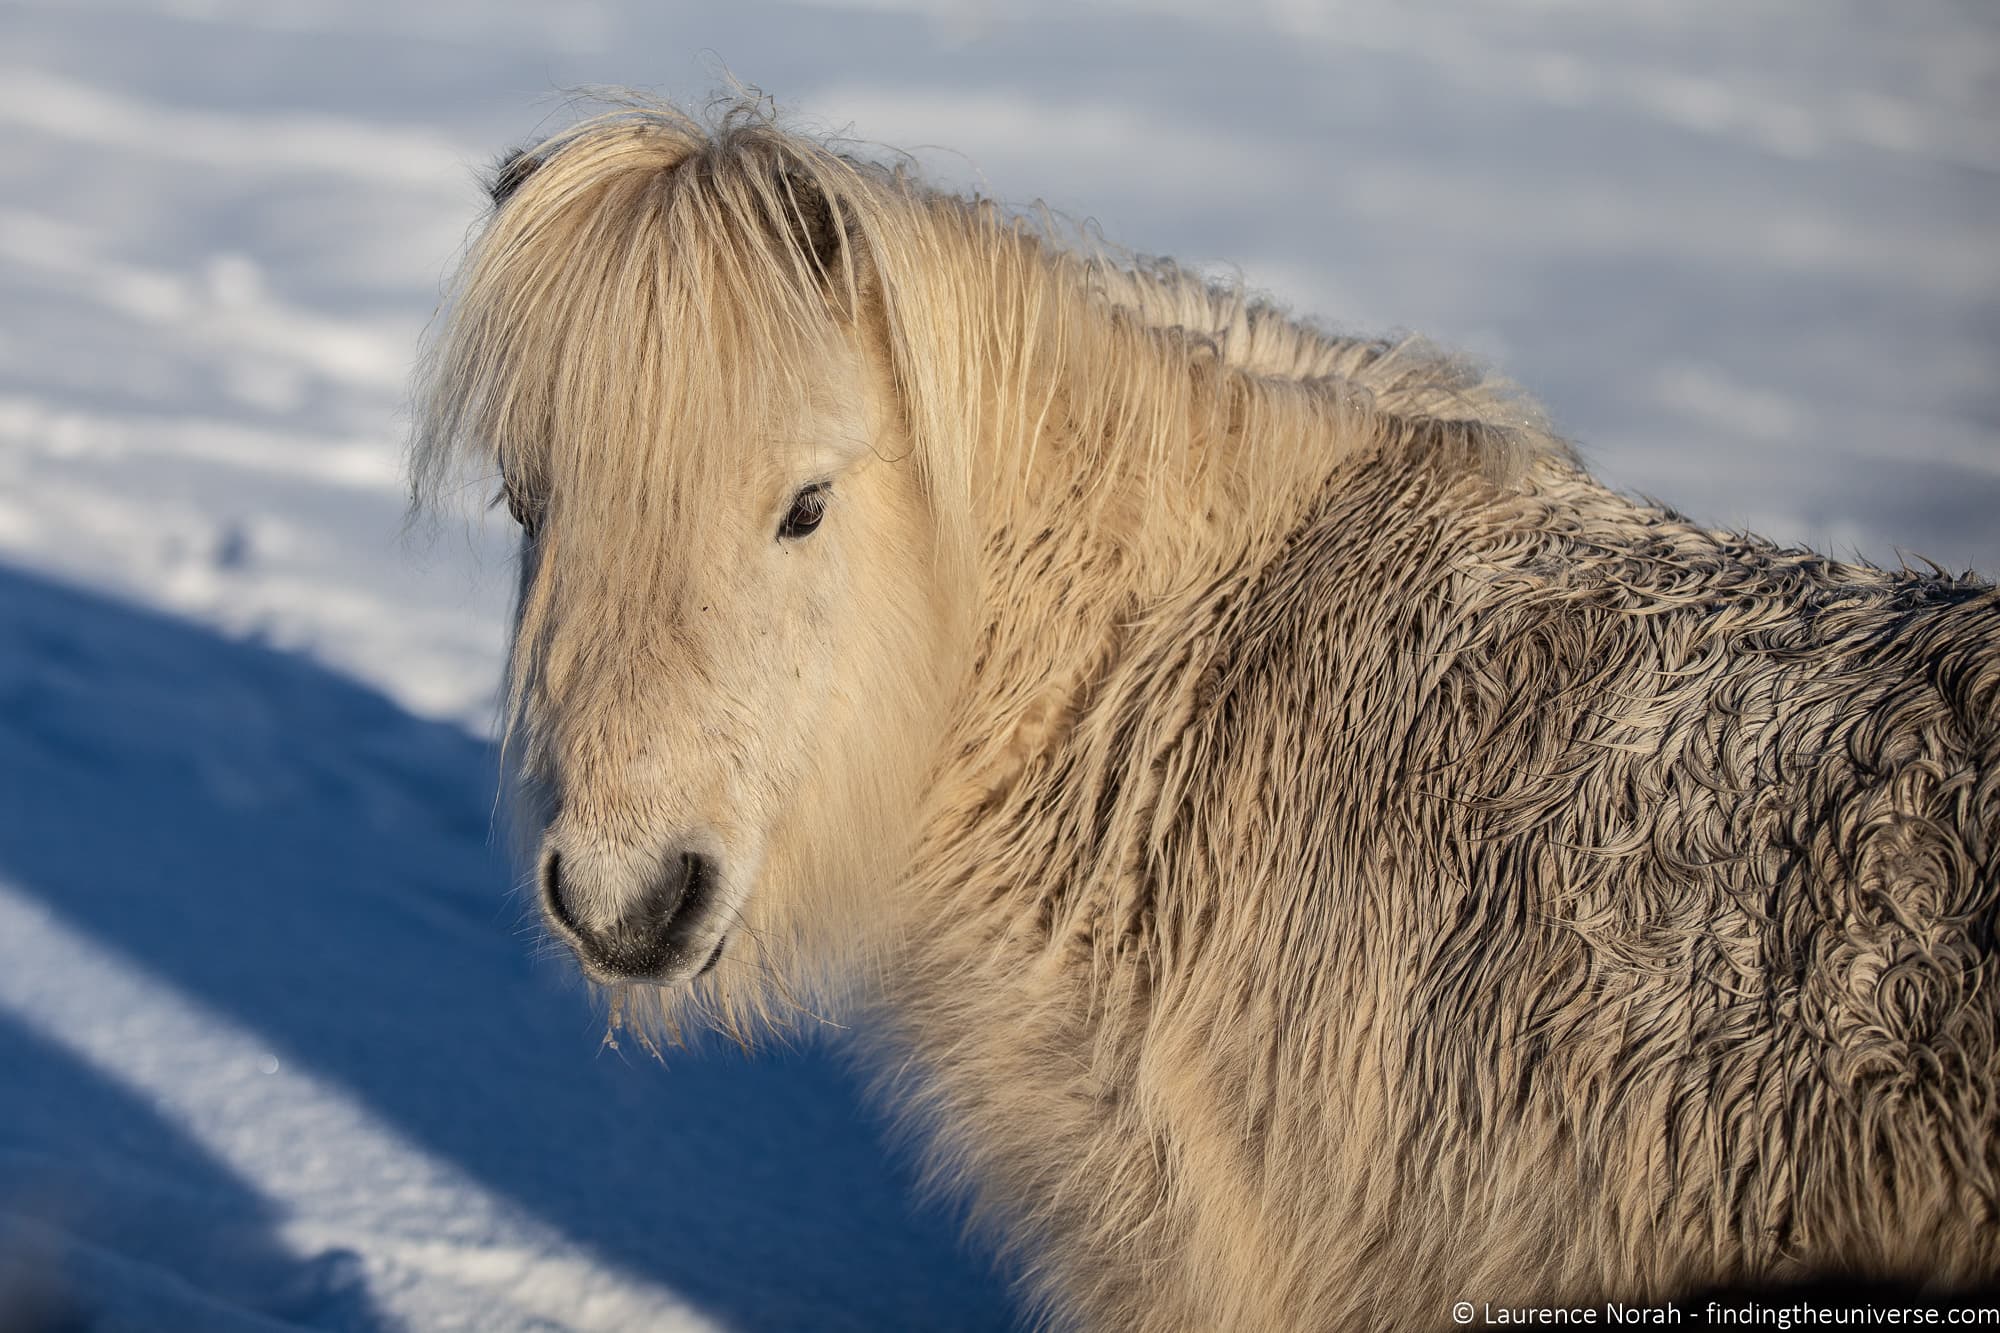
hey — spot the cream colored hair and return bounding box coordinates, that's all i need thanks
[412,97,2000,1330]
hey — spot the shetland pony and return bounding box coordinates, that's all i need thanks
[412,100,2000,1330]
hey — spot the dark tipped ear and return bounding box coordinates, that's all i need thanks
[488,147,544,208]
[777,168,848,285]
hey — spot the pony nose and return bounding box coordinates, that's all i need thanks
[541,847,720,980]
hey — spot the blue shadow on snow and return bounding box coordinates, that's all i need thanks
[0,562,1017,1331]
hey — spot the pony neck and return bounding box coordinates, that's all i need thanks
[953,278,1368,679]
[890,265,1376,928]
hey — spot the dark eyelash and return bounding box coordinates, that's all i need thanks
[778,482,830,541]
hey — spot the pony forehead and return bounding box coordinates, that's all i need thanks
[413,94,1546,542]
[416,106,873,497]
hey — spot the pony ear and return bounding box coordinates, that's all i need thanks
[775,167,851,291]
[488,147,544,208]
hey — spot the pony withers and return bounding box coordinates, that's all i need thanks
[411,99,2000,1330]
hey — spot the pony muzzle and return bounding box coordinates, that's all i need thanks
[540,844,729,984]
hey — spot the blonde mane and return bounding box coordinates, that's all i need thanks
[411,98,1550,592]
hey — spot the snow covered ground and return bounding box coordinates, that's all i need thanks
[0,1,1993,1328]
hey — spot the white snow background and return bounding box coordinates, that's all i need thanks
[0,1,1994,1329]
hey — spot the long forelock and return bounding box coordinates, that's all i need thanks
[411,106,884,718]
[414,108,861,523]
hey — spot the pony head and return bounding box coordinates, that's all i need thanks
[412,105,975,1035]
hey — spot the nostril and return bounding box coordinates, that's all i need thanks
[663,852,716,947]
[541,851,582,938]
[673,852,713,920]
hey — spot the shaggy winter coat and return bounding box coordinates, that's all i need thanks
[890,425,2000,1327]
[412,101,2000,1331]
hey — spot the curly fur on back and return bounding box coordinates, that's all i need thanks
[895,435,2000,1327]
[411,97,2000,1330]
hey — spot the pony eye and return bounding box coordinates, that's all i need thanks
[778,483,829,541]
